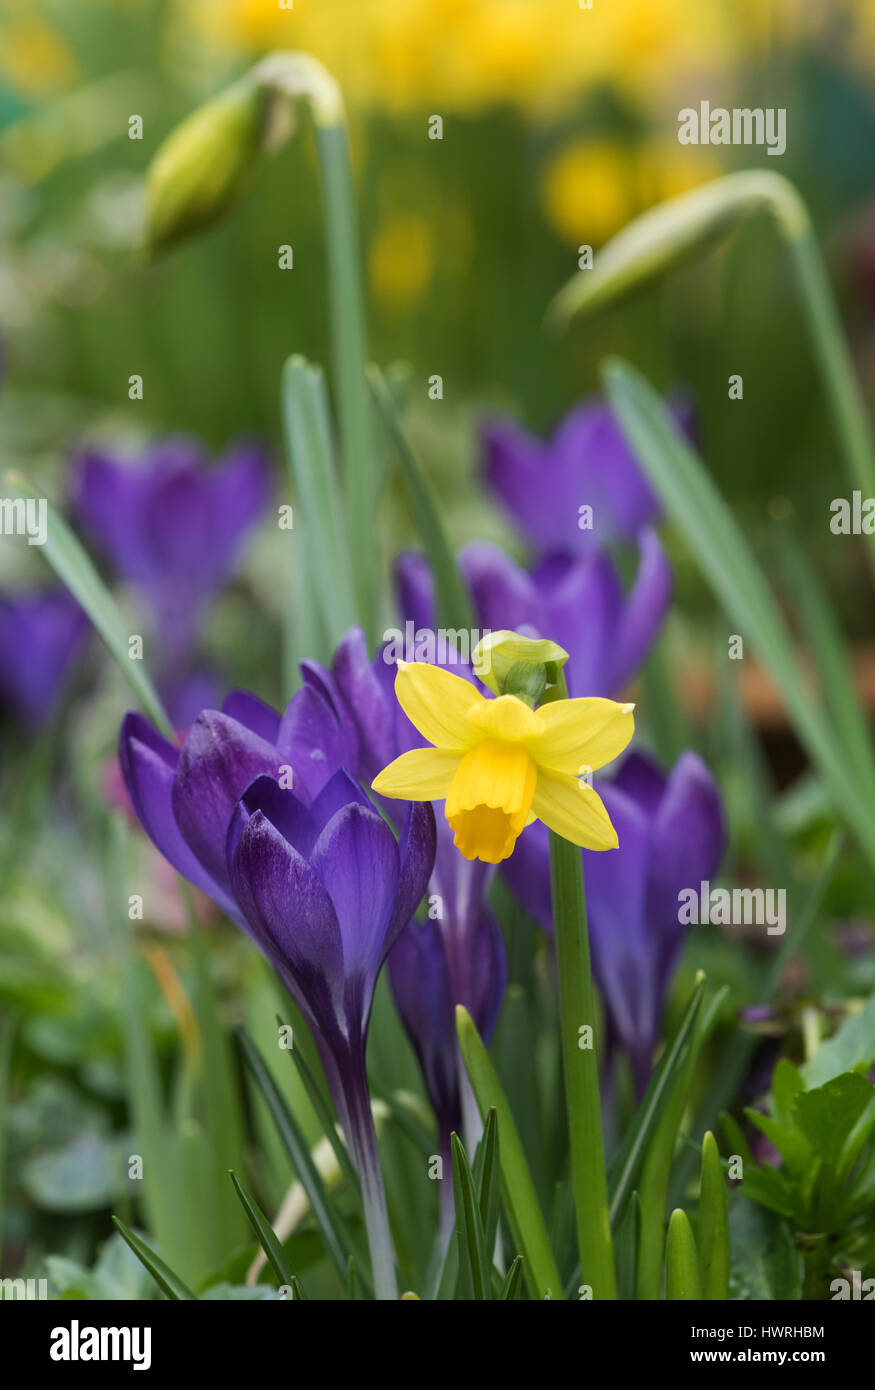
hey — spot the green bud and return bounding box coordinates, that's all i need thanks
[472,629,569,699]
[546,171,808,331]
[144,78,277,257]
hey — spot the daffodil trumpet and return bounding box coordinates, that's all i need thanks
[371,659,634,865]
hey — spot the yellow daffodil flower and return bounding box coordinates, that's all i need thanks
[371,661,634,864]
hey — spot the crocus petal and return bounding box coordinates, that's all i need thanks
[611,527,673,691]
[231,811,346,1039]
[396,551,438,634]
[278,684,355,798]
[531,698,635,775]
[226,774,314,870]
[331,627,396,778]
[308,768,373,834]
[393,661,484,750]
[310,804,400,997]
[648,752,726,934]
[120,711,239,919]
[388,919,458,1124]
[172,710,282,892]
[385,800,437,955]
[458,541,541,635]
[612,749,667,814]
[371,747,462,800]
[531,771,619,849]
[222,689,282,745]
[534,552,623,697]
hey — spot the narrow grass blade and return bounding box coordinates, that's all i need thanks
[608,973,706,1226]
[238,1027,365,1292]
[665,1209,702,1300]
[112,1217,197,1300]
[229,1170,294,1288]
[450,1132,490,1300]
[473,1107,501,1257]
[498,1256,524,1300]
[456,1006,561,1299]
[698,1132,729,1300]
[0,1016,14,1266]
[4,471,171,735]
[369,365,474,633]
[281,356,358,650]
[315,120,380,645]
[602,359,875,871]
[776,532,875,795]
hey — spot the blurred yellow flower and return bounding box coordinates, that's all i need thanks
[540,139,637,247]
[368,212,434,309]
[0,16,77,95]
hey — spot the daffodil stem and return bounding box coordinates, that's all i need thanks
[547,672,616,1299]
[786,220,875,569]
[314,119,379,647]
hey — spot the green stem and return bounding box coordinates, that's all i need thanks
[547,672,616,1299]
[785,220,875,565]
[314,119,379,647]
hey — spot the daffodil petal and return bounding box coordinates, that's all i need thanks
[532,770,619,850]
[466,693,545,742]
[394,662,484,751]
[372,746,461,800]
[530,698,634,775]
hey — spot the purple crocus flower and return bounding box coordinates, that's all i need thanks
[310,626,507,1216]
[396,536,671,699]
[482,396,691,559]
[120,679,435,1299]
[75,438,270,662]
[0,589,89,726]
[504,749,725,1095]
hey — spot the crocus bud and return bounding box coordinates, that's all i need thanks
[472,629,569,699]
[144,77,278,257]
[546,171,807,330]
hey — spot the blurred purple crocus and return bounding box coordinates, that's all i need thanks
[397,535,671,698]
[482,396,691,559]
[75,438,270,663]
[0,589,89,726]
[504,749,725,1095]
[120,680,435,1299]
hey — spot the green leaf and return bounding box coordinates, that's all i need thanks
[4,471,171,735]
[728,1198,802,1300]
[369,365,474,633]
[665,1209,702,1300]
[602,359,875,872]
[609,972,706,1227]
[450,1132,490,1300]
[776,534,875,794]
[792,1072,875,1171]
[456,1006,561,1299]
[237,1027,366,1293]
[474,1108,502,1260]
[801,990,875,1089]
[698,1133,729,1300]
[281,356,358,651]
[111,1217,197,1300]
[498,1256,524,1301]
[229,1170,294,1289]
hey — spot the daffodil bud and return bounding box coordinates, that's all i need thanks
[472,629,569,699]
[144,77,280,257]
[546,170,807,330]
